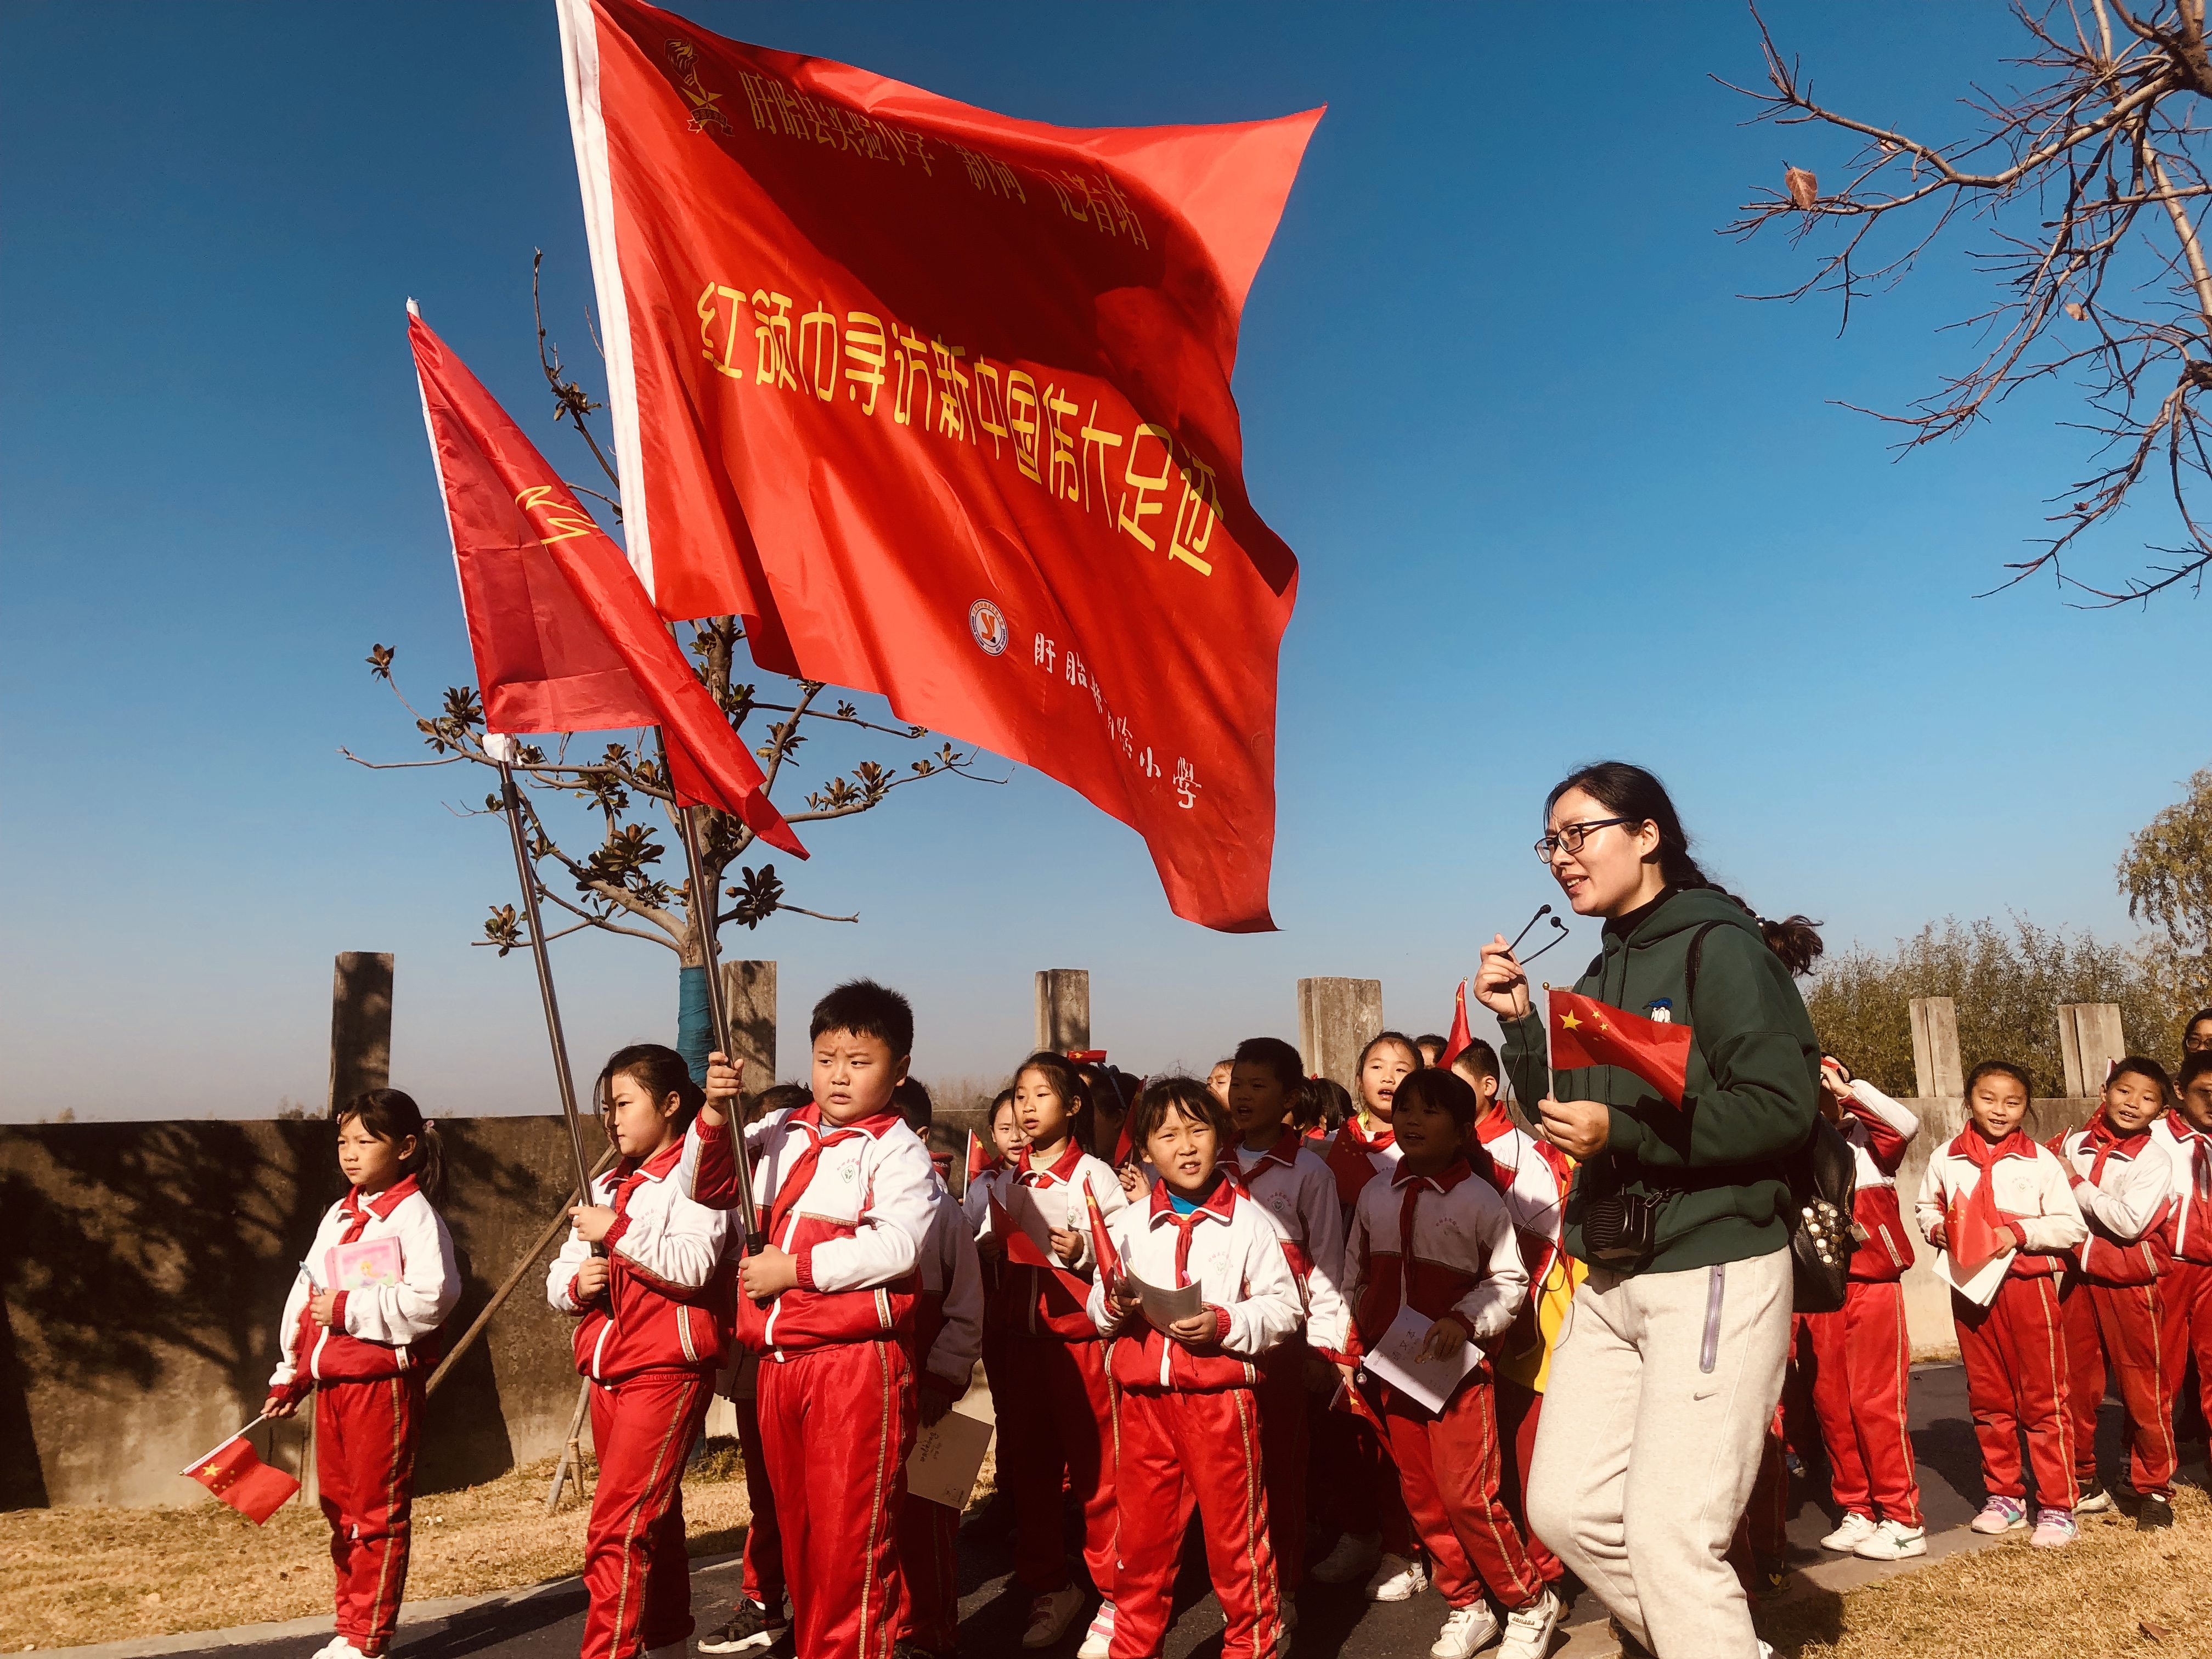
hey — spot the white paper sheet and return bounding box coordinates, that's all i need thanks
[1128,1271,1204,1331]
[905,1402,995,1511]
[1936,1243,2011,1308]
[1357,1304,1481,1414]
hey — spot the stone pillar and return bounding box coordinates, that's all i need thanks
[1299,977,1384,1093]
[1035,970,1091,1053]
[2057,1003,2128,1098]
[1908,996,1963,1100]
[721,960,777,1093]
[328,951,395,1112]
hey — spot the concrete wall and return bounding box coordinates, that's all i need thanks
[1,1115,595,1509]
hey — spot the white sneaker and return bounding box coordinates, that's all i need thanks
[1310,1530,1382,1585]
[1818,1511,1878,1552]
[307,1640,351,1659]
[1852,1519,1927,1561]
[1364,1552,1429,1602]
[1498,1589,1561,1659]
[1023,1587,1087,1650]
[1076,1600,1115,1659]
[1430,1601,1500,1659]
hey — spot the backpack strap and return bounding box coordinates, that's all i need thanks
[1681,919,1725,1024]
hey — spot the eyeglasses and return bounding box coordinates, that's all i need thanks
[2187,1031,2212,1051]
[1534,817,1635,862]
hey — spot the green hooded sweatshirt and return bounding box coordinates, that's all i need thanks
[1498,885,1820,1276]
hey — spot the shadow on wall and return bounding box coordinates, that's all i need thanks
[0,1117,586,1508]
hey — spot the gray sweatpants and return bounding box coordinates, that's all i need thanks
[1526,1245,1792,1659]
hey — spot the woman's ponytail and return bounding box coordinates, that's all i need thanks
[335,1087,445,1205]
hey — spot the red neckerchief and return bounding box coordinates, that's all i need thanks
[1237,1132,1301,1177]
[2082,1111,2152,1184]
[1344,1114,1395,1153]
[1389,1155,1471,1257]
[766,1103,899,1240]
[337,1173,421,1245]
[1950,1127,2037,1172]
[1017,1137,1085,1187]
[1144,1172,1238,1286]
[2174,1120,2212,1258]
[611,1135,687,1211]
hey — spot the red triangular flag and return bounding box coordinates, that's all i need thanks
[1947,1178,2015,1274]
[1549,989,1695,1108]
[989,1190,1054,1269]
[408,309,805,859]
[184,1435,300,1526]
[557,0,1319,930]
[966,1130,994,1189]
[1440,980,1475,1069]
[1084,1187,1124,1288]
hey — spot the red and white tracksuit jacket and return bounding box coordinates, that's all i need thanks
[1342,1158,1543,1613]
[684,1103,936,1659]
[2053,1112,2176,1497]
[970,1141,1128,1598]
[1326,1114,1400,1214]
[269,1177,459,1656]
[1234,1136,1350,1594]
[1798,1082,1923,1527]
[2151,1114,2212,1452]
[1464,1113,1576,1579]
[900,1173,985,1655]
[1917,1132,2087,1508]
[547,1135,732,1659]
[1087,1177,1301,1659]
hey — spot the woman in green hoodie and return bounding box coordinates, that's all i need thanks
[1475,761,1819,1659]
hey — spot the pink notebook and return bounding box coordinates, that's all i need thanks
[327,1236,404,1293]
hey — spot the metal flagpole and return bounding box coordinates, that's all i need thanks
[495,753,597,1206]
[672,790,767,1254]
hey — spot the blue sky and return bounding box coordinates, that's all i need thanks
[3,2,2202,1121]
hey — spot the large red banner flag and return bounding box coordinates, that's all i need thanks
[409,308,804,857]
[556,0,1317,930]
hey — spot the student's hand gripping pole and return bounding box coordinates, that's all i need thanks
[674,794,768,1257]
[496,758,601,1252]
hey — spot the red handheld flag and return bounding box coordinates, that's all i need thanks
[1946,1181,2016,1275]
[184,1434,300,1526]
[1084,1188,1124,1289]
[1549,989,1695,1108]
[1440,981,1475,1069]
[557,0,1318,930]
[409,309,804,858]
[965,1130,994,1189]
[988,1192,1054,1270]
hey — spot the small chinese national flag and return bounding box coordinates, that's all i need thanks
[1549,989,1695,1108]
[184,1435,300,1526]
[1440,981,1475,1069]
[965,1130,994,1189]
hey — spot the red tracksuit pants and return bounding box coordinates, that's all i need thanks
[757,1341,915,1659]
[584,1368,713,1659]
[1954,1277,2075,1509]
[2063,1277,2177,1499]
[998,1333,1116,1598]
[1381,1379,1545,1613]
[1111,1386,1282,1659]
[315,1375,420,1655]
[2159,1259,2212,1440]
[897,1484,960,1654]
[1492,1381,1561,1584]
[1257,1343,1310,1593]
[1802,1282,1922,1526]
[732,1391,785,1615]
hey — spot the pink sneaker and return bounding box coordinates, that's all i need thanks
[2029,1507,2077,1549]
[1970,1496,2027,1534]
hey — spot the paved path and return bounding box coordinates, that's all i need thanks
[54,1365,2190,1659]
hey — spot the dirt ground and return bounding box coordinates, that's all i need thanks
[1764,1482,2212,1659]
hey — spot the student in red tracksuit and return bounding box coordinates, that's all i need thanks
[1226,1036,1352,1609]
[1802,1058,1927,1562]
[2152,1051,2212,1507]
[1091,1075,1303,1659]
[973,1051,1128,1653]
[1917,1060,2087,1549]
[549,1046,732,1659]
[1448,1040,1578,1596]
[2054,1056,2177,1529]
[1340,1068,1564,1659]
[693,982,938,1659]
[266,1089,459,1659]
[1312,1030,1423,1592]
[891,1079,986,1659]
[696,1082,814,1658]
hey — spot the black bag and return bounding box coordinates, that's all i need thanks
[1684,922,1859,1313]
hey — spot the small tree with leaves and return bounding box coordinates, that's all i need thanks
[350,258,999,1008]
[2118,763,2212,1009]
[1726,0,2212,603]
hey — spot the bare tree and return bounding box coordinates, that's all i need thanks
[348,257,1001,975]
[1724,0,2212,604]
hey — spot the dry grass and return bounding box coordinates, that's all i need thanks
[1765,1483,2212,1658]
[0,1444,755,1654]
